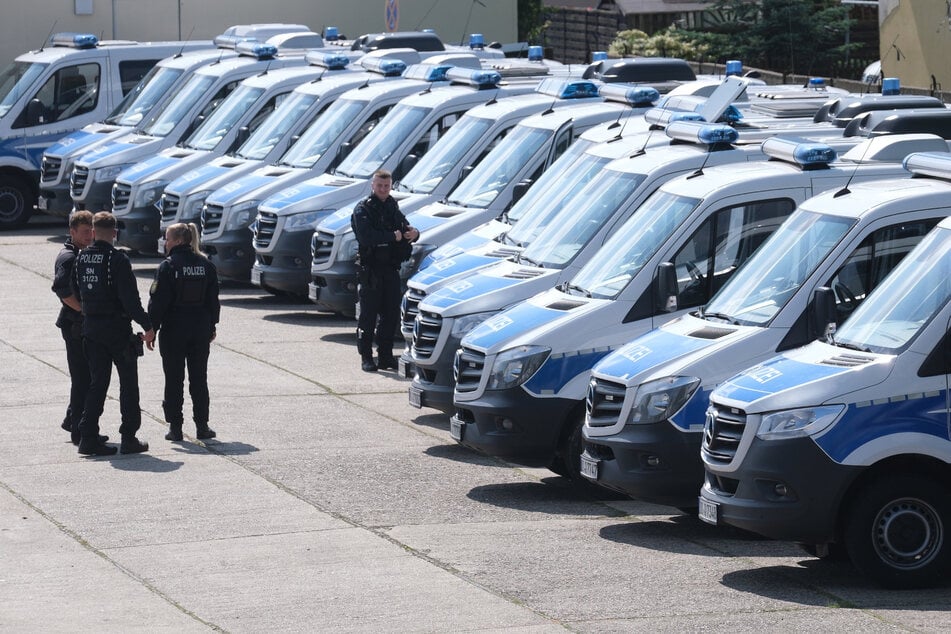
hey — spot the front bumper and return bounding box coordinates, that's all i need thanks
[699,436,860,544]
[582,422,703,508]
[450,389,574,466]
[72,180,112,211]
[115,205,161,253]
[310,263,359,315]
[407,335,459,414]
[251,230,313,296]
[38,185,72,217]
[205,231,254,281]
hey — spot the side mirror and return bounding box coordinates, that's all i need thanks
[395,153,418,180]
[812,286,837,340]
[26,99,45,126]
[180,114,204,142]
[459,164,475,182]
[234,125,250,147]
[655,262,678,312]
[512,179,532,203]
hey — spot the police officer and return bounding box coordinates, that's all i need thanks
[72,211,154,456]
[148,222,220,441]
[351,169,419,372]
[52,210,99,445]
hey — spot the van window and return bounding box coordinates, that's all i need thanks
[14,62,100,128]
[118,59,159,95]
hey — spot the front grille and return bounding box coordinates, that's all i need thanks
[70,166,89,198]
[401,287,426,334]
[160,193,180,222]
[701,405,747,464]
[111,182,131,211]
[586,378,627,427]
[453,347,485,393]
[41,156,62,183]
[253,211,278,249]
[201,204,224,235]
[411,310,442,360]
[311,230,334,265]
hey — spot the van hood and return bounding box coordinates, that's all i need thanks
[258,173,365,216]
[409,249,511,291]
[45,124,126,158]
[419,260,559,318]
[116,152,184,185]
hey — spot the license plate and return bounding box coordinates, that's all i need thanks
[579,455,599,480]
[398,358,413,378]
[157,237,166,254]
[308,284,319,302]
[251,268,262,287]
[408,386,422,409]
[37,196,48,210]
[698,497,718,525]
[449,418,464,441]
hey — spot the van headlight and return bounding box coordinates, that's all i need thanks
[182,192,211,221]
[486,345,550,391]
[450,311,495,337]
[134,180,168,208]
[626,376,701,425]
[756,405,845,440]
[224,200,261,231]
[337,233,358,262]
[285,210,329,232]
[94,163,131,183]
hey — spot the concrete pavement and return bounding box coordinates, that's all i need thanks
[1,217,948,632]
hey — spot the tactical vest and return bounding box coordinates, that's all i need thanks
[353,196,411,268]
[169,251,209,307]
[75,242,119,316]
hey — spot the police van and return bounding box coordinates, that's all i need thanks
[249,76,633,297]
[447,132,950,481]
[0,32,211,228]
[699,165,951,587]
[67,35,321,219]
[36,23,313,218]
[582,138,951,507]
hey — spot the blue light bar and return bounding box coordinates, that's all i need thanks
[50,33,99,49]
[234,40,279,60]
[882,77,901,96]
[809,77,826,90]
[306,51,350,70]
[725,60,742,77]
[599,84,660,106]
[214,34,252,49]
[528,46,544,61]
[711,104,743,123]
[903,151,951,179]
[644,107,703,127]
[445,67,501,88]
[535,78,600,99]
[591,51,608,62]
[469,33,485,49]
[402,63,452,82]
[666,121,738,145]
[762,137,836,166]
[360,56,407,77]
[324,26,339,41]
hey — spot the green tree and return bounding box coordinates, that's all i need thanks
[517,0,547,42]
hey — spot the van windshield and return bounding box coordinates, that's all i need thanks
[279,98,365,168]
[570,191,700,299]
[107,66,183,126]
[520,168,645,268]
[186,84,264,151]
[0,61,47,118]
[141,74,216,137]
[447,126,551,209]
[335,104,429,178]
[703,210,854,326]
[835,225,951,353]
[398,116,493,194]
[237,92,317,160]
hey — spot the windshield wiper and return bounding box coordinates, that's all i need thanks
[561,282,590,297]
[701,310,740,325]
[833,340,871,353]
[516,252,542,268]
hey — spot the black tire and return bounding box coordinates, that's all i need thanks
[844,475,951,588]
[0,174,35,230]
[553,413,586,482]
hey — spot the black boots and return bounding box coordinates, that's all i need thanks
[196,424,216,440]
[377,355,398,370]
[361,355,378,372]
[78,440,117,456]
[165,424,183,441]
[119,436,149,454]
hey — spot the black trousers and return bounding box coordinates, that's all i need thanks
[357,266,401,358]
[79,336,141,441]
[158,323,211,427]
[60,325,90,431]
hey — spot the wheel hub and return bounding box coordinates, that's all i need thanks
[0,186,23,220]
[874,497,943,569]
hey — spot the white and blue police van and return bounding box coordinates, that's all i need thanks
[0,32,212,228]
[67,35,321,221]
[699,169,951,588]
[250,75,632,297]
[582,137,951,507]
[447,132,950,481]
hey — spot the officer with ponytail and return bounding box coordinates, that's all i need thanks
[148,222,220,441]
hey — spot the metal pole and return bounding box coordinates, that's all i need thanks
[112,0,117,38]
[178,0,182,40]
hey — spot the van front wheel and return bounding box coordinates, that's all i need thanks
[0,175,34,230]
[844,475,950,588]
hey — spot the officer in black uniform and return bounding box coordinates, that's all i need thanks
[52,210,97,444]
[351,169,419,372]
[148,222,220,441]
[72,211,155,456]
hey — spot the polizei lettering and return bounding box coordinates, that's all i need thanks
[79,253,104,264]
[181,265,206,277]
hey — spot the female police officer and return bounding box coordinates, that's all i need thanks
[148,222,220,441]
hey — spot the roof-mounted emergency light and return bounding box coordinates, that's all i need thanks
[903,151,951,179]
[402,63,452,82]
[591,51,608,62]
[644,107,703,128]
[528,46,544,62]
[50,33,99,49]
[882,77,900,96]
[234,40,279,60]
[360,56,407,77]
[665,121,739,145]
[599,84,660,107]
[762,136,836,167]
[469,34,484,49]
[535,78,600,99]
[725,60,742,77]
[306,52,350,70]
[809,77,826,91]
[445,67,501,88]
[324,26,340,41]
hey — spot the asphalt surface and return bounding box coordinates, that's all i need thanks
[2,215,949,632]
